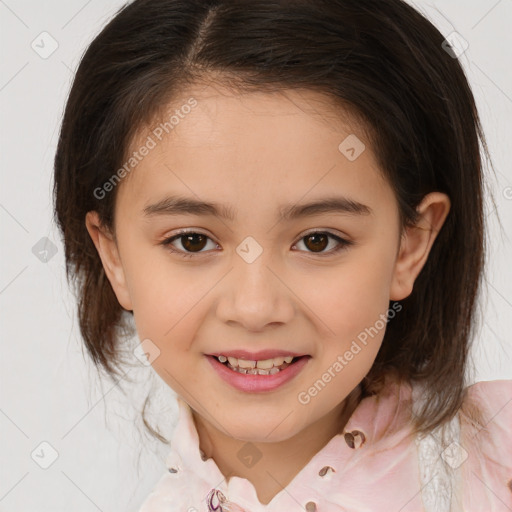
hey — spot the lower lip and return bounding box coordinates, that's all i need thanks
[206,355,310,393]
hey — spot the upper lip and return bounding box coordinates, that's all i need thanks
[207,349,307,360]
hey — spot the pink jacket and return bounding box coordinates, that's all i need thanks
[138,378,512,511]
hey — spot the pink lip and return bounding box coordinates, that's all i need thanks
[207,349,306,360]
[206,354,310,393]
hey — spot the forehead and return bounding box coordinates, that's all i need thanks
[116,83,394,220]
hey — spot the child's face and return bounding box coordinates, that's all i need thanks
[87,83,441,442]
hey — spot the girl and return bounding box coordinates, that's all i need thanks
[53,0,512,510]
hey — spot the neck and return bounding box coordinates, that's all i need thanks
[192,386,362,505]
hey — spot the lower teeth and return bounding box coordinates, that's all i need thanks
[223,361,292,375]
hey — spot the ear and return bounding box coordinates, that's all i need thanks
[85,211,133,311]
[390,192,451,301]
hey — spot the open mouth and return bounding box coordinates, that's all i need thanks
[206,353,311,392]
[211,355,307,375]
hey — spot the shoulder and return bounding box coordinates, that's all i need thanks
[136,471,185,512]
[464,378,512,405]
[460,379,512,445]
[137,469,207,512]
[459,379,512,508]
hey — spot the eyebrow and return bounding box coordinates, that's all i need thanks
[142,194,372,221]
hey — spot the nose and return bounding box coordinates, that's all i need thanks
[215,251,295,332]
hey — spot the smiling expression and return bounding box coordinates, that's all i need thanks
[86,82,447,443]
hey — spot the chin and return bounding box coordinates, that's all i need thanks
[223,415,303,444]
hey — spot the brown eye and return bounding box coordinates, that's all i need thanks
[160,231,217,257]
[303,233,329,252]
[180,233,208,252]
[294,231,353,255]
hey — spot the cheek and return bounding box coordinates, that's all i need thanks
[121,249,206,346]
[123,227,396,356]
[307,255,393,336]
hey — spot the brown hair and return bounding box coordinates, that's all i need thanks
[53,0,497,441]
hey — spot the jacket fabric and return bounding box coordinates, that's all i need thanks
[138,377,512,511]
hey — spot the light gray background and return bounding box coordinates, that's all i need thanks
[1,0,511,510]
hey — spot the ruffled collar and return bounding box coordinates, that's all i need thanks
[165,375,417,509]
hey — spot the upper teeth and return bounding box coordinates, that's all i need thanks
[218,355,294,369]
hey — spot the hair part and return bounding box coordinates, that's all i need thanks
[53,0,495,441]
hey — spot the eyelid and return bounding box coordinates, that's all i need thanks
[159,228,219,256]
[164,227,215,240]
[295,227,350,241]
[160,227,353,257]
[291,228,354,256]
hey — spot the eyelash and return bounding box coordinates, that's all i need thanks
[159,229,354,259]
